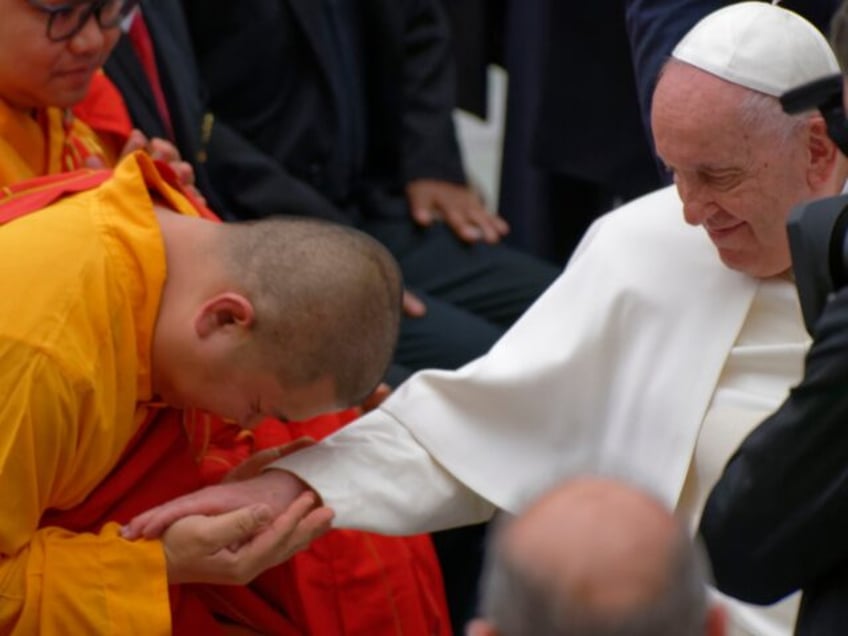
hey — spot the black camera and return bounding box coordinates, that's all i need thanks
[781,74,848,333]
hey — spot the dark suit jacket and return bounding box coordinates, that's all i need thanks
[105,0,345,223]
[438,0,505,119]
[700,286,848,635]
[181,0,466,222]
[626,0,842,139]
[530,0,660,197]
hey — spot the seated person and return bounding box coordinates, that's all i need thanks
[180,0,560,380]
[0,0,192,188]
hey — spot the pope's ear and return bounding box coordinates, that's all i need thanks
[194,293,256,338]
[806,116,840,190]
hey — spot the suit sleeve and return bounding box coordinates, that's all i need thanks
[699,287,848,604]
[397,0,467,185]
[0,353,170,634]
[205,119,353,224]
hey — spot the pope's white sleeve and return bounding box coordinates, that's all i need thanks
[268,406,497,534]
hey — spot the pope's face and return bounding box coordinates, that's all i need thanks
[652,63,813,278]
[0,0,121,109]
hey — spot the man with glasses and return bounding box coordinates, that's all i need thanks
[0,0,194,190]
[28,0,138,42]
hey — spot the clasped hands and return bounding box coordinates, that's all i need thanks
[121,467,332,586]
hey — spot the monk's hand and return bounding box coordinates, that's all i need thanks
[119,129,207,206]
[406,178,509,244]
[162,492,333,585]
[121,469,311,539]
[402,289,427,317]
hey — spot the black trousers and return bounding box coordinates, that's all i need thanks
[364,216,559,378]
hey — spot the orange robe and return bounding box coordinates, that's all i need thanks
[0,154,196,634]
[2,84,451,634]
[0,74,125,186]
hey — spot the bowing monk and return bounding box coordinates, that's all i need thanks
[0,151,403,632]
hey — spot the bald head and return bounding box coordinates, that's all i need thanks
[472,477,711,636]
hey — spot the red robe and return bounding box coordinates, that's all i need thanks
[190,412,450,635]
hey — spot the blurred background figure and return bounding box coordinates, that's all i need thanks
[467,476,725,636]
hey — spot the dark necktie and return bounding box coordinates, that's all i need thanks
[127,12,175,140]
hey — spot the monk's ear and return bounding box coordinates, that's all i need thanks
[194,293,255,339]
[806,115,840,190]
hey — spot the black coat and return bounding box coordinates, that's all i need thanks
[181,0,466,222]
[700,286,848,634]
[105,0,344,223]
[530,0,660,197]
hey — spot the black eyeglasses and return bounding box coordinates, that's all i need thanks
[27,0,140,42]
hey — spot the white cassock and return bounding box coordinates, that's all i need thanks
[275,185,810,635]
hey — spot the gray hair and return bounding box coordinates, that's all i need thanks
[657,57,814,149]
[736,87,815,148]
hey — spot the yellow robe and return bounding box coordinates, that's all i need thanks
[0,154,198,634]
[0,97,116,187]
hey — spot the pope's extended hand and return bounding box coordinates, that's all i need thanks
[162,493,333,585]
[406,178,509,244]
[122,469,314,540]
